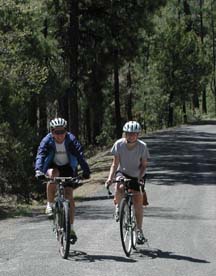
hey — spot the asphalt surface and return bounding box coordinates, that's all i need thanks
[1,121,216,276]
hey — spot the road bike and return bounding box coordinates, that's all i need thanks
[107,178,145,257]
[44,176,81,259]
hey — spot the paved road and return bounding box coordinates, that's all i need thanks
[1,121,216,276]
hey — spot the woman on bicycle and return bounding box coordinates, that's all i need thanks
[35,117,90,242]
[105,121,149,244]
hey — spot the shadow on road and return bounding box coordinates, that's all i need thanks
[76,203,114,220]
[76,194,114,202]
[68,250,137,263]
[145,126,216,186]
[134,247,210,263]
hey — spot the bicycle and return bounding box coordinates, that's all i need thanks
[107,178,146,257]
[44,176,81,259]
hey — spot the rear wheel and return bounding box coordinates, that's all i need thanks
[119,198,132,257]
[59,200,71,259]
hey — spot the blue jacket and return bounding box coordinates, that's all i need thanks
[35,132,90,175]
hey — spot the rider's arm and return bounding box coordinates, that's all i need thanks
[107,155,120,182]
[138,159,148,181]
[35,134,51,172]
[67,133,91,175]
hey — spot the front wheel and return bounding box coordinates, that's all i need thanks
[59,200,71,259]
[119,198,132,257]
[131,205,137,249]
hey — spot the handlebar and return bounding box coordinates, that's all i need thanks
[105,178,145,196]
[43,175,82,189]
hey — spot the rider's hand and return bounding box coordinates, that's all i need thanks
[105,179,112,188]
[35,170,45,181]
[138,176,144,184]
[138,177,145,192]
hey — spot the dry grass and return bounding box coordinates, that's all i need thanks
[0,148,113,219]
[74,149,112,198]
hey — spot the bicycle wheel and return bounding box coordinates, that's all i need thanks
[59,200,71,259]
[131,205,137,249]
[119,198,132,257]
[53,202,59,241]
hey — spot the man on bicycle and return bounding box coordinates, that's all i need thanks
[105,121,149,244]
[35,117,90,242]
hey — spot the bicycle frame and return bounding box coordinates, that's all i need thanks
[54,177,75,211]
[45,176,80,259]
[107,178,143,257]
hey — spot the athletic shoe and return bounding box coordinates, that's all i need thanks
[137,229,147,244]
[45,204,53,217]
[70,229,77,244]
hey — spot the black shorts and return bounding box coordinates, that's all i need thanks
[115,171,143,192]
[49,163,74,177]
[127,179,140,191]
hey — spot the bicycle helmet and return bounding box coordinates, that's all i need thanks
[50,117,67,129]
[123,121,141,133]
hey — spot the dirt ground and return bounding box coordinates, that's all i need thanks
[74,149,112,198]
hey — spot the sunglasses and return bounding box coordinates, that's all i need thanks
[125,132,138,136]
[53,129,66,135]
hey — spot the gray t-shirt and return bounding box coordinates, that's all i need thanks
[53,141,69,166]
[111,138,150,178]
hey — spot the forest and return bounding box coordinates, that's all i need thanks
[0,0,216,200]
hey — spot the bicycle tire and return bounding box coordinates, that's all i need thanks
[119,198,132,257]
[131,205,137,249]
[53,202,59,241]
[59,200,71,259]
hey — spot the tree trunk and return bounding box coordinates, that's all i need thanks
[211,1,216,115]
[85,106,92,144]
[28,94,38,129]
[126,64,133,121]
[199,0,207,114]
[192,86,200,111]
[167,91,174,127]
[202,88,207,114]
[67,0,79,136]
[178,0,181,21]
[113,49,122,139]
[182,101,187,123]
[183,0,192,32]
[38,93,47,137]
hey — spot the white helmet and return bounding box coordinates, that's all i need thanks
[50,117,67,129]
[123,121,141,133]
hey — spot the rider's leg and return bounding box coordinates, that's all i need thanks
[113,174,125,205]
[132,192,143,230]
[114,182,125,206]
[46,168,59,203]
[113,175,125,221]
[133,192,147,244]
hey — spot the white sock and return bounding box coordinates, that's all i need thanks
[47,202,53,208]
[71,224,74,231]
